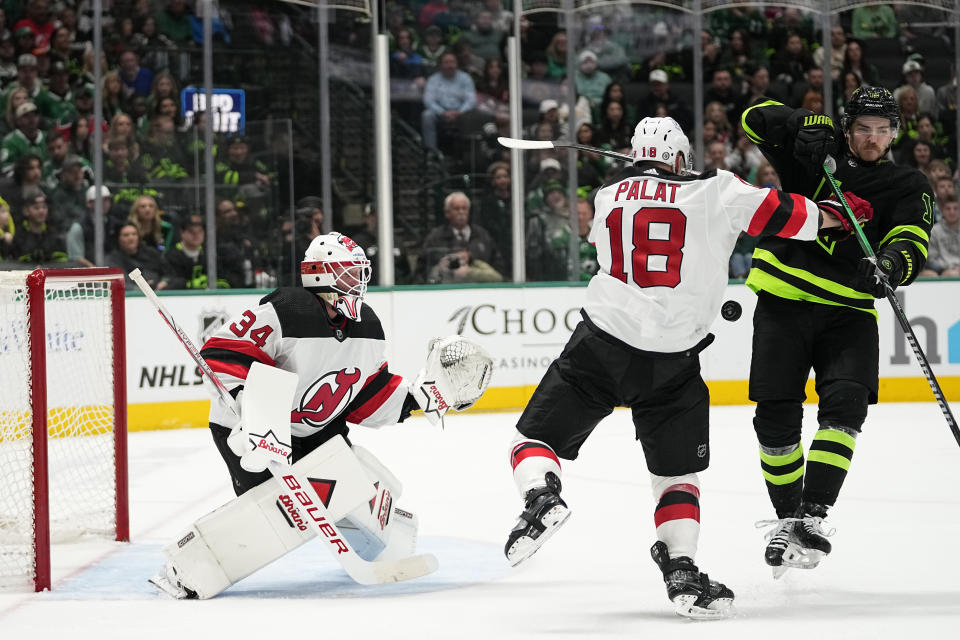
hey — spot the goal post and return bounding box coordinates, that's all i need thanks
[0,268,128,592]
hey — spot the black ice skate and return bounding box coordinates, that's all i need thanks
[757,502,834,579]
[650,541,735,620]
[504,472,571,567]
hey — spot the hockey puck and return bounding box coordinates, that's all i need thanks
[721,300,742,322]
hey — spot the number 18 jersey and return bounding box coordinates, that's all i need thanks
[585,166,822,353]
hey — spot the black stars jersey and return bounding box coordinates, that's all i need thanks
[200,287,411,437]
[742,100,934,316]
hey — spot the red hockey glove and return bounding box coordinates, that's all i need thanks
[817,191,874,240]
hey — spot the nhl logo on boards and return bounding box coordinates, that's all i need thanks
[198,308,230,343]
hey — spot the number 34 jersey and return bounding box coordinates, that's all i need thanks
[199,287,411,438]
[585,166,822,354]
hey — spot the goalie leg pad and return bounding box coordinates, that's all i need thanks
[156,435,377,599]
[337,445,417,561]
[651,473,701,561]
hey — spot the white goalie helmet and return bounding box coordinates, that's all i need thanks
[630,116,692,173]
[301,232,372,320]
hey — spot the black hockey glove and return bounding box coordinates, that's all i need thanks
[852,248,904,298]
[789,112,838,176]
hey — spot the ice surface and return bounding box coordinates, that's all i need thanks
[2,403,959,639]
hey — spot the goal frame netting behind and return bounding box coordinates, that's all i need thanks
[0,268,128,592]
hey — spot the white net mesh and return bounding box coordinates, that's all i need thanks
[0,270,120,590]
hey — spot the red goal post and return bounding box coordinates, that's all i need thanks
[0,268,128,592]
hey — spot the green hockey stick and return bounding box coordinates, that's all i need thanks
[822,158,959,446]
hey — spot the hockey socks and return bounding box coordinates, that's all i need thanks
[652,476,701,560]
[803,425,857,507]
[759,442,804,518]
[510,437,562,495]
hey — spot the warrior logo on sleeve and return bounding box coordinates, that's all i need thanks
[291,368,362,427]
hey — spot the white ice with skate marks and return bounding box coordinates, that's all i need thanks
[1,404,959,639]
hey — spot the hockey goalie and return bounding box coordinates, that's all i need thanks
[149,232,492,599]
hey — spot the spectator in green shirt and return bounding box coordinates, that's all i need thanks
[35,59,75,123]
[851,5,898,39]
[154,0,192,44]
[1,101,46,177]
[574,50,612,109]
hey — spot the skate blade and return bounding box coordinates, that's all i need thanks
[781,547,825,570]
[148,571,193,600]
[673,595,735,620]
[506,505,572,567]
[771,565,789,580]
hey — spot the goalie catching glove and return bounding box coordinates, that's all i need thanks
[413,335,493,425]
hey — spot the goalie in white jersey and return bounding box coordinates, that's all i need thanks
[503,117,867,619]
[149,232,492,599]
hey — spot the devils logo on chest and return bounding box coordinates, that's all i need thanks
[291,368,362,427]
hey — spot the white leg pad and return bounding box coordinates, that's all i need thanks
[338,445,418,561]
[162,435,378,599]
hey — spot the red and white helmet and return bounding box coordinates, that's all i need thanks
[301,232,371,320]
[630,116,692,173]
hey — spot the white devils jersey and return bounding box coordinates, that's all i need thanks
[200,287,410,438]
[585,167,821,353]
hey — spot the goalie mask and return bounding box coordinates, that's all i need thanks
[301,233,371,320]
[630,117,692,174]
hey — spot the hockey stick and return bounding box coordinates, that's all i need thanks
[821,161,960,446]
[498,136,634,163]
[127,269,439,584]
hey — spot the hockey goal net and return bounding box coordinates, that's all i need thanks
[0,268,128,592]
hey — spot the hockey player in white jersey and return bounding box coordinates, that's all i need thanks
[503,117,871,619]
[150,232,492,599]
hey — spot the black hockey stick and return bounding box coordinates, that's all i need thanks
[822,159,959,446]
[498,136,634,163]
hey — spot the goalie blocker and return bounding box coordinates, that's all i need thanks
[151,435,421,599]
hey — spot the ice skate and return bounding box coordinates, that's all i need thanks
[504,472,571,567]
[650,541,735,620]
[149,563,197,600]
[757,502,834,578]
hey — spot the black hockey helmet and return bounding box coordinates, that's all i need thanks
[841,86,900,132]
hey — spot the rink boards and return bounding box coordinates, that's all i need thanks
[123,281,960,431]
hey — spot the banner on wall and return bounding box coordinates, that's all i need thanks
[181,87,246,133]
[125,283,960,428]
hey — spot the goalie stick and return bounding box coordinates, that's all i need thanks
[821,160,959,446]
[498,136,634,163]
[128,268,439,585]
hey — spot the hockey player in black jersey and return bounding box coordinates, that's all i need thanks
[741,87,934,576]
